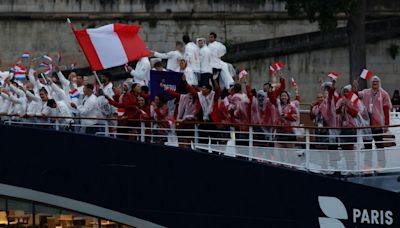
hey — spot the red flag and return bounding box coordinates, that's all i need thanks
[269,61,284,75]
[347,91,359,106]
[327,71,339,81]
[72,24,151,71]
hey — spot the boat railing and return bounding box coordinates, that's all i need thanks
[1,113,400,176]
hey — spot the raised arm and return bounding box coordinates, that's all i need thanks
[26,90,41,102]
[212,74,221,102]
[49,81,70,103]
[153,51,173,60]
[9,84,26,98]
[245,83,253,102]
[56,67,72,90]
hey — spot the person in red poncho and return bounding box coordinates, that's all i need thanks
[105,79,137,139]
[150,94,169,143]
[161,79,200,147]
[354,76,391,168]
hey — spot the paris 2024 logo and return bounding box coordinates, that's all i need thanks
[318,196,393,227]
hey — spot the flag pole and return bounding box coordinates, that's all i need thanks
[67,18,103,90]
[92,71,104,90]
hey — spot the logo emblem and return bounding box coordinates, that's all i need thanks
[318,196,348,228]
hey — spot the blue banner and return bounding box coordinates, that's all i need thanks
[150,70,183,101]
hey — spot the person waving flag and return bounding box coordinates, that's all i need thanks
[70,22,151,71]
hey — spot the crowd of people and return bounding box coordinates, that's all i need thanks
[0,32,396,170]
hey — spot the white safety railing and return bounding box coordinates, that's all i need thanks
[1,114,400,176]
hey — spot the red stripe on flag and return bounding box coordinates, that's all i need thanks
[73,29,104,71]
[114,24,151,62]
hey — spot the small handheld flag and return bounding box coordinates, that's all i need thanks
[269,65,276,75]
[238,67,248,81]
[327,71,339,81]
[42,54,53,62]
[39,61,49,68]
[117,108,126,117]
[69,88,80,99]
[347,91,359,106]
[291,78,297,87]
[43,63,53,76]
[13,64,27,81]
[269,61,284,75]
[21,52,30,59]
[273,61,284,71]
[359,69,373,81]
[165,116,177,125]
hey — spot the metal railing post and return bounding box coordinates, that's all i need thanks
[140,122,145,142]
[305,128,310,170]
[194,124,199,148]
[150,122,154,143]
[249,126,253,161]
[356,129,362,173]
[104,121,109,137]
[55,119,60,131]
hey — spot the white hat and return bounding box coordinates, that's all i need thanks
[321,81,333,89]
[371,75,381,82]
[343,84,352,92]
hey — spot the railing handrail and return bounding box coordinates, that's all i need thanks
[1,113,400,130]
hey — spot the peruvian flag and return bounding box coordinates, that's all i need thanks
[347,91,359,106]
[72,24,151,71]
[117,108,125,117]
[13,64,27,80]
[327,71,339,81]
[269,65,276,75]
[269,61,284,75]
[273,61,284,71]
[165,116,177,126]
[359,69,373,80]
[238,67,248,81]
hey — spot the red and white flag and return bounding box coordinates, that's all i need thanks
[269,61,284,75]
[291,78,297,87]
[165,116,177,126]
[43,67,52,76]
[70,62,76,70]
[359,69,373,80]
[21,52,30,59]
[269,65,276,75]
[39,61,49,68]
[42,54,53,62]
[13,64,27,80]
[327,71,339,81]
[273,61,284,71]
[347,91,359,106]
[117,108,125,117]
[238,67,248,81]
[72,24,151,71]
